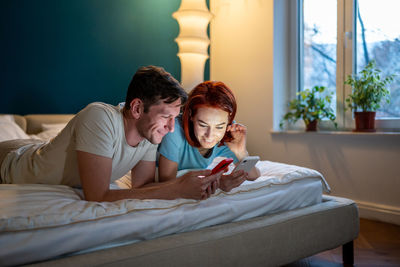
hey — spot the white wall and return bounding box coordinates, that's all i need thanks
[210,0,400,225]
[210,0,274,158]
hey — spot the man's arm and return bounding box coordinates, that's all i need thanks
[130,160,156,188]
[158,155,179,182]
[77,150,112,201]
[77,150,220,202]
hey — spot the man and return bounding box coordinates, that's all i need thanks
[0,66,221,201]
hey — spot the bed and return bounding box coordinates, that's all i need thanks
[0,114,359,266]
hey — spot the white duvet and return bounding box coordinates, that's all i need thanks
[0,160,329,266]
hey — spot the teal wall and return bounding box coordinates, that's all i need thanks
[0,0,210,114]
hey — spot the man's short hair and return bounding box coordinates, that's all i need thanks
[125,66,187,112]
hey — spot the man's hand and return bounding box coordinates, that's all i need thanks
[219,170,247,192]
[178,170,222,200]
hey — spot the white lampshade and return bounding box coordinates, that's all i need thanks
[173,0,212,92]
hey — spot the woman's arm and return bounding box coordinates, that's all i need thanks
[158,155,179,182]
[225,123,261,180]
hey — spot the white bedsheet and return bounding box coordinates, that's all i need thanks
[0,160,329,266]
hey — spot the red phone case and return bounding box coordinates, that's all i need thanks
[211,158,234,174]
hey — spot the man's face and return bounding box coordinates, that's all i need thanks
[137,98,182,144]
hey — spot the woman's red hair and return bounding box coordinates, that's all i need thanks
[182,81,237,148]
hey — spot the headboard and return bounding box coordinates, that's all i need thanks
[12,114,74,134]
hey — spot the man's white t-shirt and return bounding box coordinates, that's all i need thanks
[0,102,157,187]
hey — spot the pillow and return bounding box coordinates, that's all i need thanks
[41,123,68,132]
[0,119,30,142]
[0,115,14,123]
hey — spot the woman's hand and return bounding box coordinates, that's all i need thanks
[219,170,247,192]
[225,123,248,160]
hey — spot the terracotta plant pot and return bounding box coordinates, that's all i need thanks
[306,120,318,131]
[354,111,376,132]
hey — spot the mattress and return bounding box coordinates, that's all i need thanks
[0,160,330,266]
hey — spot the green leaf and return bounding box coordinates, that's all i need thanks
[281,85,337,129]
[344,60,394,112]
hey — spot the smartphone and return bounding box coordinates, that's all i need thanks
[233,156,260,173]
[211,158,234,174]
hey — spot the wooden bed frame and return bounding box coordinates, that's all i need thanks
[10,115,359,266]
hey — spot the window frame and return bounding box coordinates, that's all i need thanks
[294,0,400,131]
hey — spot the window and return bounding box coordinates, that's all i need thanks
[301,0,337,112]
[299,0,400,130]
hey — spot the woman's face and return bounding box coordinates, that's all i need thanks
[192,106,229,149]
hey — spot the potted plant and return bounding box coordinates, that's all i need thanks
[345,60,395,132]
[280,85,337,131]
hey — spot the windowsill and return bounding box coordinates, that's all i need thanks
[271,130,400,136]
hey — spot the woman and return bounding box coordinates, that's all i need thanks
[158,81,260,192]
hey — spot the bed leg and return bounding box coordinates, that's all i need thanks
[342,240,354,265]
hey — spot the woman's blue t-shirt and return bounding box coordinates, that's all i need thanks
[158,118,238,171]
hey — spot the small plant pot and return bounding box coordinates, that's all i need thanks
[306,120,318,131]
[354,111,376,132]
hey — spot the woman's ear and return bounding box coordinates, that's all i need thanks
[129,98,143,119]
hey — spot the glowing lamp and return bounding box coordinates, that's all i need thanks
[173,0,212,91]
